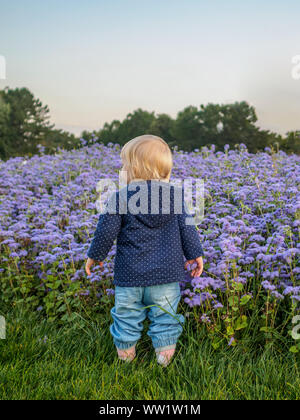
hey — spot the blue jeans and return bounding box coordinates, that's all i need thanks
[110,282,185,351]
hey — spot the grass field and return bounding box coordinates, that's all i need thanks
[1,302,299,400]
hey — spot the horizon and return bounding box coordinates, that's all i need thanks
[1,0,300,136]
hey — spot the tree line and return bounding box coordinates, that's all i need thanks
[0,87,299,160]
[0,87,77,159]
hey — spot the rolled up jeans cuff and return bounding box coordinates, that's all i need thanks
[155,344,176,352]
[114,340,137,350]
[152,336,178,350]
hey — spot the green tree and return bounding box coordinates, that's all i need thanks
[171,106,204,151]
[210,101,274,152]
[279,131,300,154]
[96,108,157,146]
[171,101,276,153]
[0,95,11,159]
[0,87,54,158]
[38,128,79,154]
[149,113,175,144]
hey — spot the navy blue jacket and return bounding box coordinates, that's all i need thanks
[87,180,204,287]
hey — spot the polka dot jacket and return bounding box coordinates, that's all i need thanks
[87,180,204,287]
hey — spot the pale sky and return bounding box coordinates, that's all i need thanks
[1,0,300,136]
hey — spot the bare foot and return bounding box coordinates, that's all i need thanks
[156,348,176,367]
[117,345,136,362]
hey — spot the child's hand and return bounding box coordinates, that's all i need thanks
[184,256,203,277]
[85,257,103,276]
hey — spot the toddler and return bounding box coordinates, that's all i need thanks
[85,135,204,366]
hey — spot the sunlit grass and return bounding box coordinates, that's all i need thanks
[0,304,299,400]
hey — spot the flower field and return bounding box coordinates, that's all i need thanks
[0,142,299,350]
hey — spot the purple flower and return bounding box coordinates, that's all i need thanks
[0,141,298,319]
[200,313,211,323]
[106,288,115,296]
[228,337,235,346]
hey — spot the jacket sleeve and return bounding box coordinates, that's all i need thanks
[87,191,122,262]
[177,199,204,260]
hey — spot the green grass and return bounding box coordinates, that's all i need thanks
[0,304,299,400]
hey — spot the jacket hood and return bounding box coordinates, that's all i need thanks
[120,180,183,229]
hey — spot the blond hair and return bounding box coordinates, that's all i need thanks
[120,135,173,183]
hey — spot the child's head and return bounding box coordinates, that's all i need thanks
[120,135,173,183]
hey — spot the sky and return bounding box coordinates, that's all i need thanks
[1,0,300,136]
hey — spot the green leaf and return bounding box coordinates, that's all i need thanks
[45,302,55,310]
[233,282,244,292]
[235,315,248,330]
[260,327,269,332]
[226,326,234,336]
[289,346,299,353]
[228,296,239,307]
[212,340,222,350]
[57,304,67,313]
[240,295,251,306]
